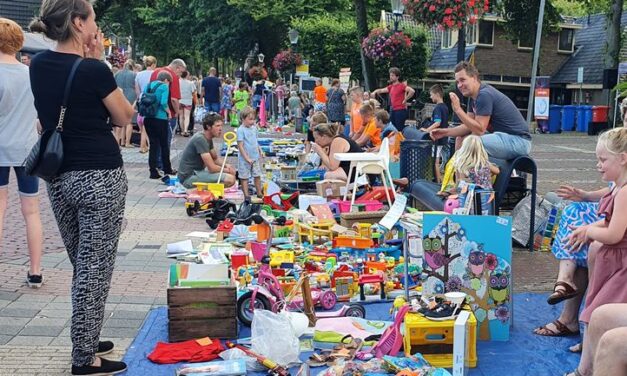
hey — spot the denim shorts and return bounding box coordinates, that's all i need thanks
[0,166,39,196]
[481,132,532,160]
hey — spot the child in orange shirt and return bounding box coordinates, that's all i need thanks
[354,103,381,149]
[313,79,327,112]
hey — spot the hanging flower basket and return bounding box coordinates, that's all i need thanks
[107,48,127,69]
[272,49,303,72]
[404,0,490,29]
[248,66,268,81]
[361,28,412,62]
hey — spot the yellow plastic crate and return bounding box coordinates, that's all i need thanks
[403,310,477,368]
[206,183,224,198]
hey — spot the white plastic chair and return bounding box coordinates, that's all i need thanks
[347,138,396,212]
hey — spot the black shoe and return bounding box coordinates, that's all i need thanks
[96,341,114,356]
[163,169,177,176]
[26,272,43,288]
[150,172,164,179]
[424,303,461,321]
[71,358,127,375]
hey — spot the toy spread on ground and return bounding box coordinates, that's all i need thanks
[152,133,516,376]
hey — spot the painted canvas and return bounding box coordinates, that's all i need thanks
[422,214,512,341]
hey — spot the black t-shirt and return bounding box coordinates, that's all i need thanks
[432,102,449,145]
[30,51,121,173]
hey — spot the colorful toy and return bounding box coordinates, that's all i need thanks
[443,196,460,214]
[371,305,410,358]
[358,273,386,301]
[184,182,216,216]
[236,256,365,326]
[263,191,300,211]
[225,342,290,376]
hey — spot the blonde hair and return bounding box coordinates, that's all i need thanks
[598,128,627,155]
[359,103,375,116]
[313,122,341,138]
[240,106,255,122]
[0,18,24,55]
[310,111,328,127]
[374,109,390,124]
[453,135,490,176]
[143,55,157,67]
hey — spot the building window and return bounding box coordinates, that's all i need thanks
[442,29,458,49]
[518,36,533,50]
[477,21,494,46]
[558,29,575,52]
[466,23,478,45]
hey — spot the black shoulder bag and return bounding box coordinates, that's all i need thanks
[24,58,82,182]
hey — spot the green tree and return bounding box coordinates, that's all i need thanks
[497,0,562,47]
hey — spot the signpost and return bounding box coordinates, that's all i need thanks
[339,68,351,93]
[577,67,584,105]
[534,87,550,120]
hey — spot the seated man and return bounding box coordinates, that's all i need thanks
[431,61,531,160]
[177,112,236,188]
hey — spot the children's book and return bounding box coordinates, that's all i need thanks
[175,359,246,376]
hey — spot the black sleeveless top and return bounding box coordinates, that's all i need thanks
[330,134,362,177]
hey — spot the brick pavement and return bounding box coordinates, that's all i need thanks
[0,129,602,373]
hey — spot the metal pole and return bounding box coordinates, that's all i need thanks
[526,0,546,124]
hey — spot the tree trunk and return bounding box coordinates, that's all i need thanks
[605,0,623,126]
[353,0,376,91]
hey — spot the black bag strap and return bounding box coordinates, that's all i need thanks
[146,81,163,95]
[56,58,83,132]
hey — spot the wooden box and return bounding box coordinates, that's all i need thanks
[167,286,238,342]
[339,211,387,228]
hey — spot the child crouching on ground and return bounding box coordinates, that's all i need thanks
[237,106,264,201]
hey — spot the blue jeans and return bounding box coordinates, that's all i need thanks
[390,109,409,132]
[0,166,39,196]
[481,132,532,160]
[204,102,220,113]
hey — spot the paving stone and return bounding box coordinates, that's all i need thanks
[5,302,48,310]
[36,310,69,319]
[7,336,53,346]
[105,295,125,304]
[0,317,30,326]
[120,296,155,305]
[153,296,168,305]
[14,294,56,303]
[43,303,71,311]
[0,300,10,310]
[59,327,70,337]
[0,325,23,336]
[104,319,144,328]
[0,335,11,345]
[51,296,72,303]
[110,310,148,320]
[99,327,139,338]
[0,308,39,318]
[19,326,64,336]
[115,304,152,312]
[27,317,68,327]
[0,292,21,301]
[49,336,72,346]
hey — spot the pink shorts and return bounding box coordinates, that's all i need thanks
[137,114,144,126]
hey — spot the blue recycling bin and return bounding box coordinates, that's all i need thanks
[549,105,562,133]
[578,105,593,133]
[562,105,576,131]
[575,106,585,133]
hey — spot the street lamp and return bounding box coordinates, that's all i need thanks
[258,52,265,63]
[288,28,300,48]
[390,0,405,32]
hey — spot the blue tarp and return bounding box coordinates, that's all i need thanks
[122,293,581,375]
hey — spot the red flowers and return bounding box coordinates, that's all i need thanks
[404,0,490,29]
[362,28,412,61]
[271,49,303,72]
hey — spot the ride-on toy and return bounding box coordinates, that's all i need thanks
[236,255,365,326]
[184,182,216,216]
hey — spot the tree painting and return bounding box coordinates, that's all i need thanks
[422,215,512,341]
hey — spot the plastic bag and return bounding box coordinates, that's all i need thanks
[251,310,301,367]
[219,348,264,372]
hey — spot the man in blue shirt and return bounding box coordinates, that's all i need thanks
[431,61,531,160]
[201,67,221,113]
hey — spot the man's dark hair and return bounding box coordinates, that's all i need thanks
[454,61,480,79]
[202,112,223,130]
[181,71,189,79]
[429,84,444,97]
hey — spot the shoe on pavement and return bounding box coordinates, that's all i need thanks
[150,172,164,180]
[26,272,43,288]
[71,358,127,375]
[96,341,114,356]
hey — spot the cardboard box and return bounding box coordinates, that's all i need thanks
[453,311,471,376]
[298,194,326,211]
[316,179,348,198]
[339,211,387,228]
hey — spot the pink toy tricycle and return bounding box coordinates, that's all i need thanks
[236,255,365,326]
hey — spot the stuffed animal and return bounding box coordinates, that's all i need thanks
[444,196,460,214]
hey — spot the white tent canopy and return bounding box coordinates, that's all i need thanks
[21,32,55,53]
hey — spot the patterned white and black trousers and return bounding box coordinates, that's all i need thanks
[46,168,127,367]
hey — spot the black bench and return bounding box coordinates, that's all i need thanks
[409,155,538,251]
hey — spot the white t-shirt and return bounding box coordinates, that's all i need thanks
[0,63,38,165]
[180,79,196,106]
[135,69,153,95]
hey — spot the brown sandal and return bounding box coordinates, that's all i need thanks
[547,281,579,305]
[534,319,580,337]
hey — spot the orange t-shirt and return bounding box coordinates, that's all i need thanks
[313,86,327,103]
[350,102,363,134]
[363,119,382,148]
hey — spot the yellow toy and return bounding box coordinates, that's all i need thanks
[352,223,372,238]
[294,218,334,244]
[269,250,295,268]
[209,131,237,198]
[390,296,407,314]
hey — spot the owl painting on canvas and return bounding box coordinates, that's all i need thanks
[423,235,446,270]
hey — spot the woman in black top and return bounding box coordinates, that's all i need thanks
[311,122,362,182]
[29,0,134,374]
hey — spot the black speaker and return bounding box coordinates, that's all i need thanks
[603,68,618,89]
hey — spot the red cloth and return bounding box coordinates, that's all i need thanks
[147,338,224,364]
[387,82,407,110]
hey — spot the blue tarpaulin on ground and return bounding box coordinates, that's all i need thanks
[122,293,581,375]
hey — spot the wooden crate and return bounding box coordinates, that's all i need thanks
[167,286,238,342]
[339,211,387,228]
